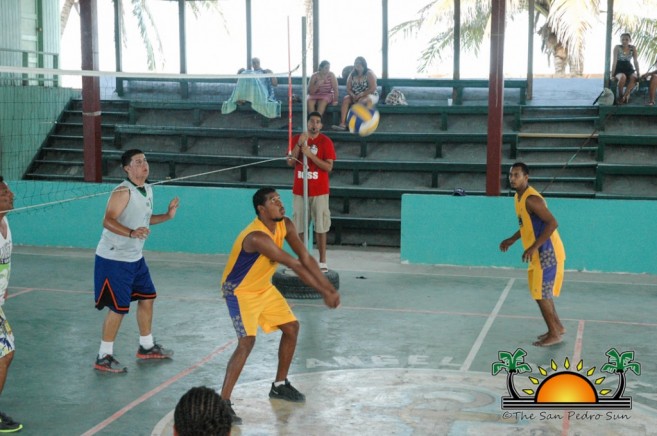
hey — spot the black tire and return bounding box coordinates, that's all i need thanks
[272,268,340,299]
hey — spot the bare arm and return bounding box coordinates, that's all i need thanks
[522,195,559,262]
[346,73,355,99]
[287,134,304,166]
[499,230,521,252]
[365,71,378,95]
[243,220,340,308]
[330,72,339,104]
[632,46,641,77]
[288,133,334,172]
[308,73,320,95]
[300,146,333,172]
[150,196,179,225]
[102,187,133,238]
[265,69,278,87]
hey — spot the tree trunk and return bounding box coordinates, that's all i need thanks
[613,371,626,399]
[507,371,520,399]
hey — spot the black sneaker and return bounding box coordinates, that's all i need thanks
[269,379,306,403]
[222,399,242,425]
[94,354,127,373]
[136,343,173,360]
[0,411,22,433]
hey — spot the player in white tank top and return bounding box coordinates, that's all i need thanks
[93,150,180,373]
[0,177,22,432]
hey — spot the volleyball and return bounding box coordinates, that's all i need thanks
[346,103,380,136]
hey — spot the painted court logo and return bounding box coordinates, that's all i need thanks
[492,348,641,410]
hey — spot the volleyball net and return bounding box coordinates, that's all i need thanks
[0,64,305,216]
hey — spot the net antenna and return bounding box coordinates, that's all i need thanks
[298,17,310,251]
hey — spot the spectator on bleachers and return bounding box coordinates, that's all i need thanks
[332,56,378,130]
[611,33,641,105]
[640,59,657,106]
[307,60,339,117]
[251,57,278,101]
[221,58,280,118]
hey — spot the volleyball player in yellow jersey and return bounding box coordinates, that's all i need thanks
[500,162,566,347]
[219,187,341,425]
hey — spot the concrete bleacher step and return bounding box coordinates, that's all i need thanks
[29,94,657,247]
[519,116,598,124]
[517,106,599,129]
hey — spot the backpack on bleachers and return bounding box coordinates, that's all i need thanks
[385,89,408,106]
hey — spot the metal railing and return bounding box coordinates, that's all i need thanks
[0,47,60,87]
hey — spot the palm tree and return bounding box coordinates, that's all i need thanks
[390,0,657,76]
[60,0,225,71]
[491,348,532,399]
[601,348,641,400]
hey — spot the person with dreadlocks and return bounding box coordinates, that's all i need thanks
[174,386,232,436]
[499,162,566,347]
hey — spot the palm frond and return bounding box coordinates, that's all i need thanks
[626,362,641,376]
[618,18,657,67]
[130,0,157,70]
[390,19,429,40]
[187,0,228,33]
[492,361,509,375]
[546,0,599,71]
[417,29,455,72]
[60,0,79,36]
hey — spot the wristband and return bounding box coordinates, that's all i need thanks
[129,230,134,238]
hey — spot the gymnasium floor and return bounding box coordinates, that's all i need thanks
[4,245,657,435]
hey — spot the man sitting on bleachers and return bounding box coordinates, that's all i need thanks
[222,57,281,118]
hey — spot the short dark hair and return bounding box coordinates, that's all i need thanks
[173,386,231,436]
[620,32,632,40]
[253,187,276,216]
[318,60,330,69]
[121,149,144,167]
[307,111,322,121]
[0,176,3,183]
[511,162,529,175]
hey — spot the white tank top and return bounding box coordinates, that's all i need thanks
[96,180,153,262]
[0,217,12,305]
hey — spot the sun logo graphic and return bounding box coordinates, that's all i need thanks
[492,348,640,410]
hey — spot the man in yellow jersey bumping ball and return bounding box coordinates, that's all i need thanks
[219,187,341,425]
[500,162,566,347]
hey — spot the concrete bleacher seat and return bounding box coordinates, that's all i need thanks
[26,89,657,246]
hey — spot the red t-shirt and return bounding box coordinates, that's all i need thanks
[290,133,336,196]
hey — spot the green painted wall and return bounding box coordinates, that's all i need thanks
[401,194,657,275]
[7,182,655,274]
[0,86,77,179]
[8,181,292,255]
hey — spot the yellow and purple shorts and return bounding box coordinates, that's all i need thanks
[528,262,564,300]
[224,285,297,337]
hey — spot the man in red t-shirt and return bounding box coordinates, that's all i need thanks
[286,112,336,272]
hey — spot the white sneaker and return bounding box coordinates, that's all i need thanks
[318,262,329,273]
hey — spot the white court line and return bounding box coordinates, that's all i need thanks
[460,278,515,372]
[13,247,657,286]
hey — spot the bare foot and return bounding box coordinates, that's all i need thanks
[537,329,566,340]
[533,335,563,347]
